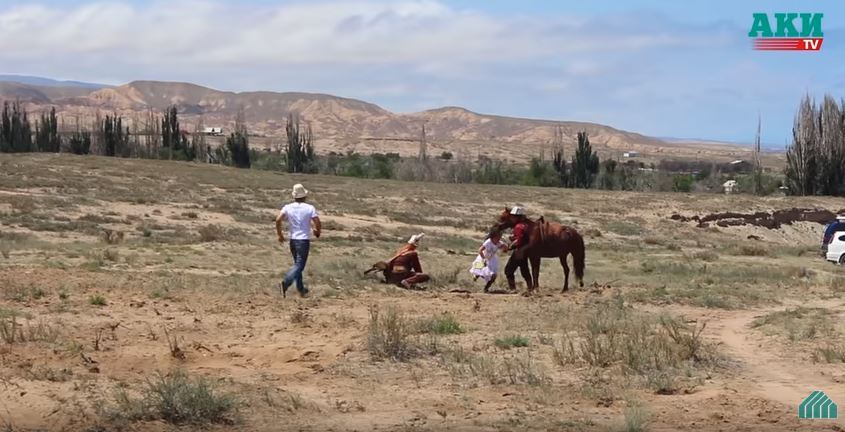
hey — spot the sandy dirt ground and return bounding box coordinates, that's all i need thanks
[0,154,844,431]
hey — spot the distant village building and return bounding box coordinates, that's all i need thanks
[202,127,224,136]
[723,180,738,194]
[623,151,639,158]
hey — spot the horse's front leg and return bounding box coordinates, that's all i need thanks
[529,256,541,291]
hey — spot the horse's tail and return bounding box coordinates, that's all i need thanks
[572,231,585,285]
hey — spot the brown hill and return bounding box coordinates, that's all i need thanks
[0,79,755,162]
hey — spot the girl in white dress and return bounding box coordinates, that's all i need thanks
[470,229,508,292]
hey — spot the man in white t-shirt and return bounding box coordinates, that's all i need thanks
[275,183,321,297]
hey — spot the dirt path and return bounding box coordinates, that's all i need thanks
[713,300,845,412]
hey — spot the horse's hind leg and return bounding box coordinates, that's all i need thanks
[529,256,541,291]
[560,254,570,292]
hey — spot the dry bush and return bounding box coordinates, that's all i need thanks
[163,327,186,360]
[732,244,770,257]
[89,295,107,306]
[367,305,417,361]
[1,314,60,345]
[441,347,548,386]
[416,314,463,335]
[751,307,835,342]
[814,345,845,363]
[619,401,650,432]
[101,229,125,245]
[642,237,664,246]
[494,335,530,349]
[551,299,714,394]
[290,308,312,325]
[690,250,719,262]
[198,224,226,242]
[108,370,239,425]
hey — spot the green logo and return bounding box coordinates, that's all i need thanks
[799,391,838,419]
[748,13,824,37]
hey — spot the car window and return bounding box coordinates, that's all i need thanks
[839,235,845,242]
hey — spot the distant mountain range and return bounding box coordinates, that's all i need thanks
[0,74,107,89]
[0,75,758,162]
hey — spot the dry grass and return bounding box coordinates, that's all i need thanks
[367,305,418,361]
[0,314,61,345]
[751,307,836,342]
[107,370,239,425]
[552,298,714,394]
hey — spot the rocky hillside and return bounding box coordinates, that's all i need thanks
[0,78,751,161]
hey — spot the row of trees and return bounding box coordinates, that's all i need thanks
[786,94,845,196]
[0,102,251,169]
[3,100,785,195]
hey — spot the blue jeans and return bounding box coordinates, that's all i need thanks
[283,240,310,293]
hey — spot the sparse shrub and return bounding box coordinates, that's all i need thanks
[584,228,603,238]
[813,345,845,363]
[691,251,719,262]
[733,244,770,257]
[645,368,681,395]
[198,224,226,242]
[1,314,60,344]
[550,299,715,387]
[430,266,463,288]
[367,305,417,361]
[620,401,650,432]
[31,288,46,299]
[751,307,834,342]
[290,308,311,325]
[494,335,530,349]
[103,248,120,262]
[181,212,199,219]
[605,221,643,236]
[498,352,548,386]
[101,229,125,245]
[552,333,579,366]
[109,370,239,425]
[643,237,664,246]
[441,347,546,386]
[89,295,107,306]
[164,327,185,360]
[417,314,463,335]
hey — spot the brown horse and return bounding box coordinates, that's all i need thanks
[495,208,585,292]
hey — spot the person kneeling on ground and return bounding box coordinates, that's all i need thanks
[386,233,430,289]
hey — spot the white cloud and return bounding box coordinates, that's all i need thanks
[0,0,728,68]
[3,0,833,143]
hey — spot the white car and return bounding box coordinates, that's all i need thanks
[825,233,845,265]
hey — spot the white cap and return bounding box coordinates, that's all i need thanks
[510,206,525,216]
[407,233,425,245]
[291,184,309,199]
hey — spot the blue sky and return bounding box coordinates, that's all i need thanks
[1,0,843,145]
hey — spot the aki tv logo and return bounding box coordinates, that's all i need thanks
[749,13,824,51]
[799,391,837,420]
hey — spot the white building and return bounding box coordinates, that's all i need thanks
[723,180,738,194]
[202,127,224,136]
[623,151,639,158]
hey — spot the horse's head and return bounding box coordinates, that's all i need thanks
[493,206,519,232]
